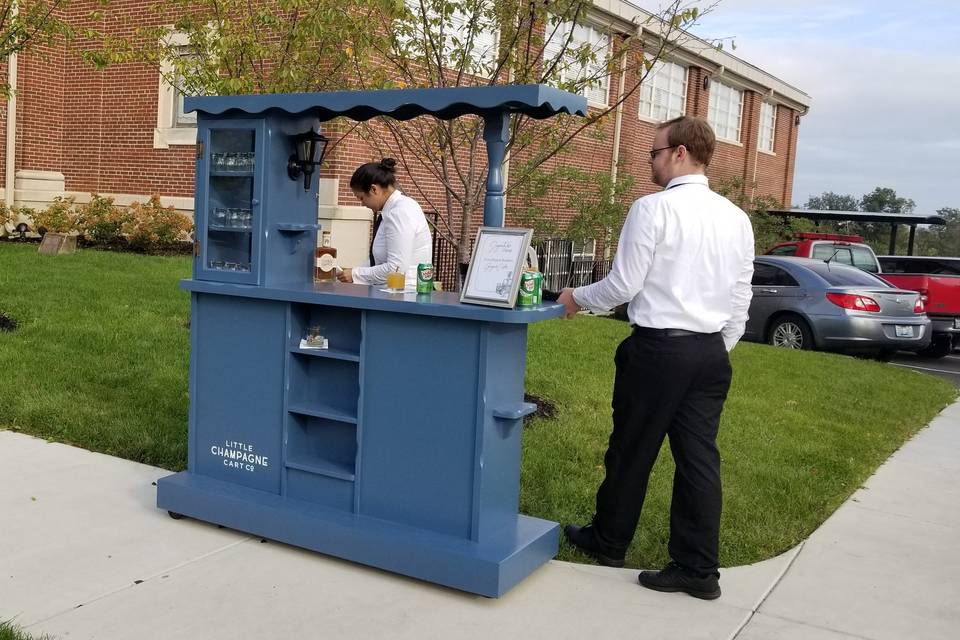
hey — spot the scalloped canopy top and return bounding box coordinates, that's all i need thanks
[184,85,588,122]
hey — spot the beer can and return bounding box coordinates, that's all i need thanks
[416,263,434,294]
[518,271,537,306]
[532,271,543,304]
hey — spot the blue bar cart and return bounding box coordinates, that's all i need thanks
[157,86,587,597]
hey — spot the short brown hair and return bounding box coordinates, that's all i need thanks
[657,116,715,166]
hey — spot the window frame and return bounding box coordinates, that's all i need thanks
[154,33,199,149]
[758,101,777,154]
[543,18,611,108]
[638,55,688,123]
[707,80,744,143]
[399,0,501,79]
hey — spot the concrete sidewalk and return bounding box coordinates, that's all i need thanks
[2,401,959,640]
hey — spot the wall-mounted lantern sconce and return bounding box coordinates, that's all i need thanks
[702,75,710,91]
[795,114,801,126]
[287,129,330,191]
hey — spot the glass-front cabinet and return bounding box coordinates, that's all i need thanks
[196,120,265,284]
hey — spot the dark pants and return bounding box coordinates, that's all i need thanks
[592,329,732,576]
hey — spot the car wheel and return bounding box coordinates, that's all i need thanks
[917,336,952,359]
[768,315,814,350]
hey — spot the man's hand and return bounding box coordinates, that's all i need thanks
[338,267,353,283]
[557,288,581,319]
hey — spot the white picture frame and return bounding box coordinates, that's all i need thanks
[460,227,533,308]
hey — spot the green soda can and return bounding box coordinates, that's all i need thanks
[532,271,543,304]
[416,263,434,294]
[518,271,537,306]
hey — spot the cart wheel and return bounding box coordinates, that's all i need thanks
[168,511,185,520]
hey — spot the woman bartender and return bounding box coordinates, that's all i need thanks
[337,158,432,286]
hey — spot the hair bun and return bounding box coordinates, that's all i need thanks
[379,158,397,172]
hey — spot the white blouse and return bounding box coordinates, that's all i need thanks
[351,190,433,286]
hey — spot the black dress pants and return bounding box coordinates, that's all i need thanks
[592,329,732,576]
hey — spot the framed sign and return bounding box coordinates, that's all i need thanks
[460,226,533,308]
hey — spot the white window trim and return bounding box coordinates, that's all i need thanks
[544,19,611,109]
[154,31,198,149]
[707,80,743,144]
[399,0,500,79]
[758,101,777,155]
[637,56,687,123]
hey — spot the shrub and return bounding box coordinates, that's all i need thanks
[75,193,132,246]
[124,196,193,251]
[0,203,13,229]
[30,196,79,234]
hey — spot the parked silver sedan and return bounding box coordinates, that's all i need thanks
[743,256,931,358]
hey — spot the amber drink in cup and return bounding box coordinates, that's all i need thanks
[386,270,405,291]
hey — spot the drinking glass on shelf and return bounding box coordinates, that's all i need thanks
[227,209,240,228]
[213,207,227,226]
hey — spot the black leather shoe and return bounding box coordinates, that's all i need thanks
[638,562,721,600]
[563,524,625,568]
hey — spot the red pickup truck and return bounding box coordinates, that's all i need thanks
[876,256,960,357]
[765,233,960,357]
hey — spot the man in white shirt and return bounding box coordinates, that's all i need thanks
[557,115,754,600]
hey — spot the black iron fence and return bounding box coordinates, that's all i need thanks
[426,216,612,293]
[535,237,612,292]
[427,213,461,291]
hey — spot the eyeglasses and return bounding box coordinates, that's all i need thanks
[649,145,678,160]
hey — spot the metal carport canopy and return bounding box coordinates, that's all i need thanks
[767,209,947,255]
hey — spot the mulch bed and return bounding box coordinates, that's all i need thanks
[0,310,17,332]
[523,393,557,425]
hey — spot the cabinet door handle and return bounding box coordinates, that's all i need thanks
[251,198,260,206]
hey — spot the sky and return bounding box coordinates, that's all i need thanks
[687,0,960,213]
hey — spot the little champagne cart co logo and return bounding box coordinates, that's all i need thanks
[210,439,269,473]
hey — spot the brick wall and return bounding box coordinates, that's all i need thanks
[3,1,801,224]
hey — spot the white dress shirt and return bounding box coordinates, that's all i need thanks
[351,190,433,286]
[572,174,754,351]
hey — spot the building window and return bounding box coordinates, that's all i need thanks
[638,57,687,121]
[707,81,743,142]
[400,0,499,77]
[155,37,200,149]
[173,66,197,127]
[544,19,610,107]
[759,101,776,153]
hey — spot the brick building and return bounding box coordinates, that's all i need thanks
[0,0,810,275]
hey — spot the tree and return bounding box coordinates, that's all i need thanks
[357,0,715,266]
[805,191,857,211]
[0,0,99,96]
[85,0,395,96]
[921,207,960,256]
[859,186,915,214]
[89,0,718,273]
[714,175,812,252]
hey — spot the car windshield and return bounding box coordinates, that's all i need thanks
[805,261,892,287]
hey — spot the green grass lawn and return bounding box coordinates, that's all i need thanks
[0,620,53,640]
[1,242,955,569]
